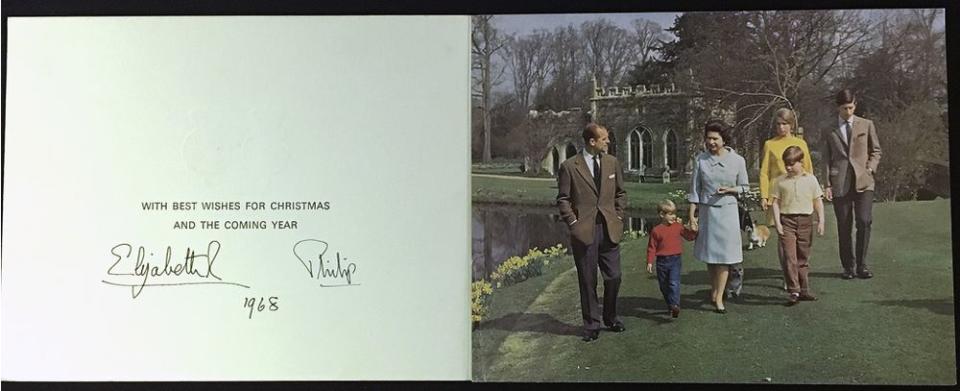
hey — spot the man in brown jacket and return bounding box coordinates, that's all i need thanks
[556,123,627,342]
[822,89,882,280]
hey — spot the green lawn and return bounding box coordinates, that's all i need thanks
[472,199,955,384]
[473,174,688,212]
[472,161,531,176]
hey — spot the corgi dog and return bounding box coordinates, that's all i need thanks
[739,206,770,250]
[745,222,770,250]
[726,263,744,299]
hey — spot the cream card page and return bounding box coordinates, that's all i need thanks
[3,16,471,381]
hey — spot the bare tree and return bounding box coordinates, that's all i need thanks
[845,9,947,201]
[908,9,947,101]
[472,15,508,162]
[661,11,875,168]
[859,9,947,110]
[510,110,580,175]
[581,19,637,87]
[535,25,587,110]
[631,19,667,64]
[744,10,872,128]
[503,29,554,110]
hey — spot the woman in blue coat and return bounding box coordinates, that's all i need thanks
[687,120,750,313]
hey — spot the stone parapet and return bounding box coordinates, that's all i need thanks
[592,83,683,99]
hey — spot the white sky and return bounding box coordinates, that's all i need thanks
[495,12,681,38]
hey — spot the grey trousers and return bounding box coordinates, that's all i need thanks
[834,179,874,272]
[571,222,622,331]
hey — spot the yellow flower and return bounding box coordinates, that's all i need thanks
[471,280,494,322]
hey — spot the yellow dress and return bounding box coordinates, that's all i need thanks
[759,135,813,225]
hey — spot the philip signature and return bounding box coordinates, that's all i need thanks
[293,239,359,287]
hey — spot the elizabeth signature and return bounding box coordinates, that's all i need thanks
[103,240,249,298]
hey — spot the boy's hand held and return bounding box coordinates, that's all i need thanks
[646,263,654,274]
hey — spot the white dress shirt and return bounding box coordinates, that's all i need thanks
[582,149,600,178]
[838,116,854,143]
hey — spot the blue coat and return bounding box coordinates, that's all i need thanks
[687,147,749,264]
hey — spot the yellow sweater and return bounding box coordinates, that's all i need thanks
[759,135,814,201]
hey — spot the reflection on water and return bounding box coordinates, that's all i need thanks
[472,203,658,281]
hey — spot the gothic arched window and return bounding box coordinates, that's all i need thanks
[641,130,653,168]
[629,130,641,170]
[666,130,679,170]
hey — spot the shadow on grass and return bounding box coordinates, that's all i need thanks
[617,296,680,324]
[728,292,791,306]
[864,298,955,316]
[682,267,784,285]
[619,289,776,321]
[809,272,846,279]
[745,282,787,291]
[479,312,580,336]
[673,267,790,306]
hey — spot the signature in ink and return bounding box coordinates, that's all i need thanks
[292,239,359,287]
[103,240,249,298]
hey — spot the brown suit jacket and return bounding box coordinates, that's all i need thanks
[822,115,882,197]
[556,152,627,245]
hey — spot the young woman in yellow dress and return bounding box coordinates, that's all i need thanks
[759,108,813,290]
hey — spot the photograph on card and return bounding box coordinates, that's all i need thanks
[469,10,953,384]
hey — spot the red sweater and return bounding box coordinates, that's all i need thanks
[646,222,698,264]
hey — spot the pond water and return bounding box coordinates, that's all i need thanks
[472,203,660,281]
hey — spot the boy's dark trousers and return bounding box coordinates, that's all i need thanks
[780,214,813,293]
[655,254,682,307]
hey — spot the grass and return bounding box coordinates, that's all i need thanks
[472,174,689,212]
[472,160,533,176]
[472,199,955,384]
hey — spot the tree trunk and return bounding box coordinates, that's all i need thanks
[482,60,493,162]
[891,172,900,202]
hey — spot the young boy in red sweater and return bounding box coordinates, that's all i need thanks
[646,199,698,318]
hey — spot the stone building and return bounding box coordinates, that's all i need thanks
[534,109,589,176]
[538,80,709,183]
[589,81,699,182]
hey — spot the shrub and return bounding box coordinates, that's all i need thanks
[667,189,688,205]
[472,244,567,323]
[490,244,566,288]
[471,280,494,322]
[625,230,648,240]
[740,186,762,210]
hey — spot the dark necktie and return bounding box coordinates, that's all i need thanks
[593,155,601,191]
[845,121,852,145]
